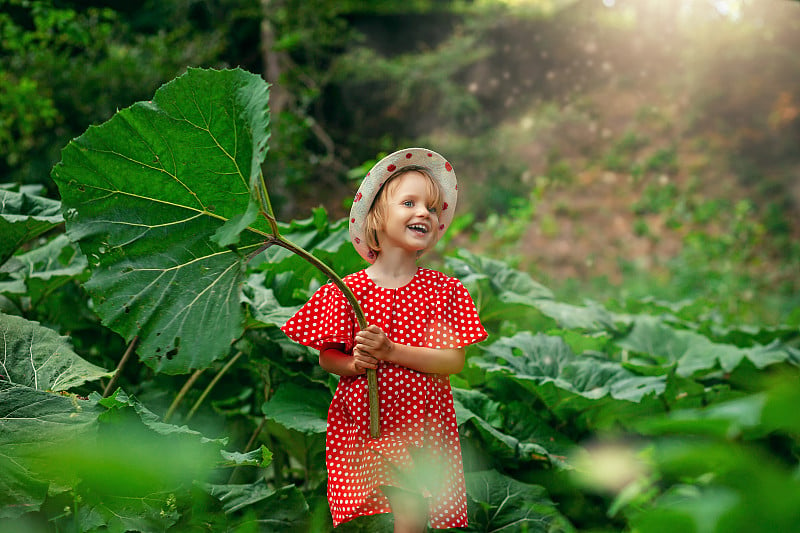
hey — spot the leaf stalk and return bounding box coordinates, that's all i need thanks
[253,175,379,438]
[103,336,138,398]
[186,350,244,422]
[164,368,206,423]
[268,234,380,438]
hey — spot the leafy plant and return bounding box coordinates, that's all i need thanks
[602,130,649,172]
[644,146,679,175]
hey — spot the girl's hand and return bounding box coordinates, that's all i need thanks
[319,342,377,377]
[355,325,395,363]
[351,346,379,374]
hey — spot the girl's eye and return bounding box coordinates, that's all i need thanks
[427,206,438,214]
[402,201,414,207]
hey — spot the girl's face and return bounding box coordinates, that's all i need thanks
[375,171,441,257]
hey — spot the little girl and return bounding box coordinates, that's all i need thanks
[281,148,487,532]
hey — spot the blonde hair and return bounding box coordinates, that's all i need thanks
[364,165,444,254]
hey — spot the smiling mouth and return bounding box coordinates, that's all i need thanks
[408,224,429,234]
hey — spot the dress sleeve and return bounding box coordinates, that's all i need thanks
[427,279,488,349]
[280,283,356,352]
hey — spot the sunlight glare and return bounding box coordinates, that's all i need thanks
[714,0,742,21]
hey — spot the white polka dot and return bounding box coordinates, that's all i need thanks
[279,268,486,527]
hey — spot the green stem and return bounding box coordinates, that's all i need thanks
[253,172,379,438]
[254,169,280,235]
[270,234,380,438]
[164,368,205,423]
[271,235,366,328]
[103,336,137,398]
[186,351,244,422]
[228,416,268,484]
[73,490,79,532]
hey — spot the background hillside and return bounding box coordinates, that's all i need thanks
[2,0,798,322]
[322,0,800,323]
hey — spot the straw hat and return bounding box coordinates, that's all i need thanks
[349,148,458,264]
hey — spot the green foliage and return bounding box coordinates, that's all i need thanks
[0,184,63,264]
[2,67,800,533]
[0,313,110,390]
[643,146,678,175]
[632,181,679,216]
[601,132,642,173]
[333,33,489,130]
[52,68,271,374]
[0,0,229,187]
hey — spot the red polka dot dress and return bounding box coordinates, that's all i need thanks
[281,268,487,528]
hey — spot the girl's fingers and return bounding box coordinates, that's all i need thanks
[353,348,377,366]
[356,330,388,350]
[353,356,377,371]
[356,337,381,352]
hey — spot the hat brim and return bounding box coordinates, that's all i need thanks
[349,148,458,264]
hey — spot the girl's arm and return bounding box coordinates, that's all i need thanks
[354,325,466,375]
[318,342,379,377]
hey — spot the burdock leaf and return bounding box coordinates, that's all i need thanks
[219,445,273,468]
[617,315,793,377]
[51,68,272,374]
[464,469,574,532]
[212,198,260,248]
[477,332,666,404]
[0,184,64,265]
[0,313,110,391]
[261,382,330,435]
[0,382,102,518]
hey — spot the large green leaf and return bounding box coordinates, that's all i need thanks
[0,315,106,518]
[261,382,330,435]
[242,273,300,327]
[454,388,566,469]
[0,312,110,391]
[0,382,102,519]
[477,332,666,404]
[0,184,64,265]
[203,482,310,531]
[75,492,181,533]
[447,249,620,332]
[464,469,575,532]
[58,394,221,532]
[0,234,88,309]
[634,377,800,439]
[0,383,223,526]
[617,315,794,377]
[219,445,273,468]
[51,67,272,374]
[633,437,800,532]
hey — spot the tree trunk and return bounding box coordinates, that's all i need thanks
[260,0,290,117]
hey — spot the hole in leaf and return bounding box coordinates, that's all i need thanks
[124,306,130,314]
[165,336,181,359]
